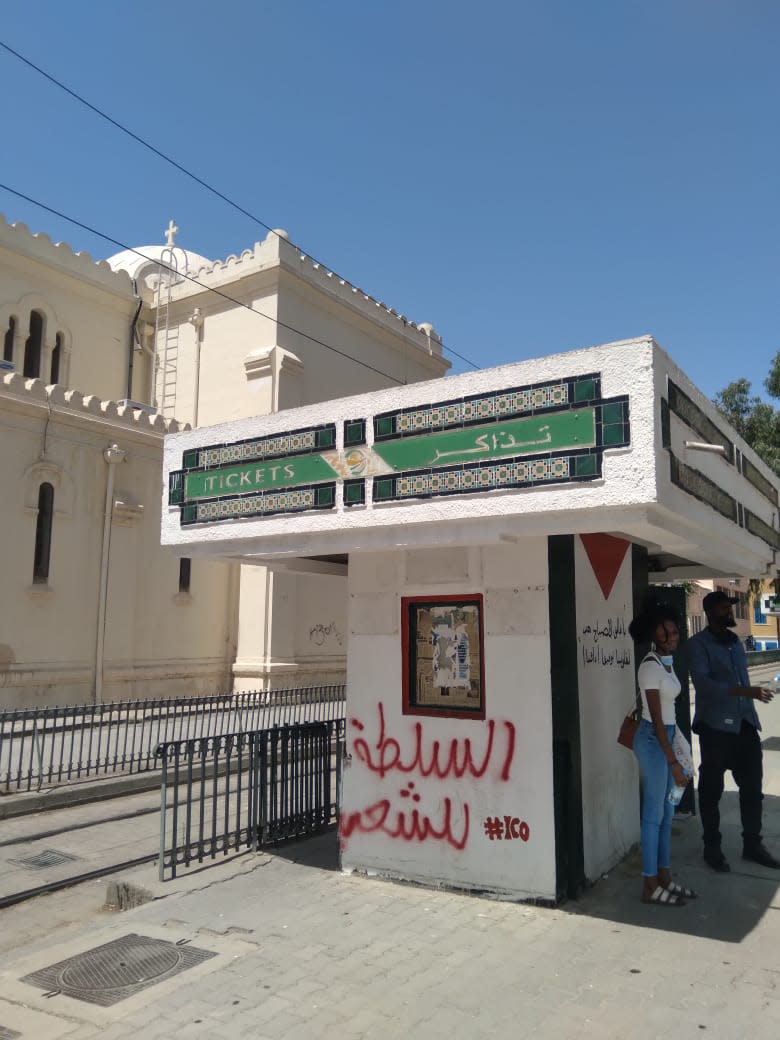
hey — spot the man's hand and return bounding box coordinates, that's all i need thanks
[752,687,774,704]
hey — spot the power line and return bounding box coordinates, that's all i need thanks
[0,181,410,386]
[0,37,481,372]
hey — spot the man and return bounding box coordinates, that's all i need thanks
[689,589,779,872]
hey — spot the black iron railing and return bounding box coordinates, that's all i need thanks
[156,719,344,879]
[0,687,345,793]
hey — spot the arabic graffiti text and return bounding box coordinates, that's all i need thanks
[579,612,631,670]
[340,788,469,850]
[341,705,518,852]
[349,702,516,781]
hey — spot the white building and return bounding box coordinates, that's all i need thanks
[0,213,448,707]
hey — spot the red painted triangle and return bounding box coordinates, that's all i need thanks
[580,534,630,601]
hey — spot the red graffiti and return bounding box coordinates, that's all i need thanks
[349,703,516,782]
[482,816,530,841]
[340,789,469,850]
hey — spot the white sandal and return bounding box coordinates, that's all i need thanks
[642,884,686,907]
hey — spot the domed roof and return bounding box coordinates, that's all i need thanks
[107,222,211,288]
[107,244,212,284]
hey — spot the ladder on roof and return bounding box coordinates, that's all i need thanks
[152,247,180,420]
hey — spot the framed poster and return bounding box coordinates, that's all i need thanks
[401,594,485,719]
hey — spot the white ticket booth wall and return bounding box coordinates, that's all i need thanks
[162,337,780,902]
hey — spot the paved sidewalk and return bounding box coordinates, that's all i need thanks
[0,802,779,1040]
[0,687,776,1038]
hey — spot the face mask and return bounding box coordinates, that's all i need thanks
[660,654,674,666]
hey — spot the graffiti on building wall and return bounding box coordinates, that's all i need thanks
[483,816,530,841]
[339,701,524,852]
[579,613,632,669]
[309,621,343,647]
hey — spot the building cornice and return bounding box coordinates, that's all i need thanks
[0,372,189,442]
[164,230,446,361]
[0,213,137,298]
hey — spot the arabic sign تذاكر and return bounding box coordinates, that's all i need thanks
[372,409,596,472]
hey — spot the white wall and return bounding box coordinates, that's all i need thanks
[341,541,557,902]
[574,536,639,878]
[0,377,235,707]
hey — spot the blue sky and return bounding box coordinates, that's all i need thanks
[1,1,777,397]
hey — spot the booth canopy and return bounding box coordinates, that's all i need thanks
[161,336,780,581]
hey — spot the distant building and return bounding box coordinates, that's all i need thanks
[0,215,448,706]
[687,579,751,642]
[747,578,780,651]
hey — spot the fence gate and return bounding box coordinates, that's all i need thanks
[157,720,344,880]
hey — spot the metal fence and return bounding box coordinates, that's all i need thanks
[0,686,346,793]
[157,719,344,879]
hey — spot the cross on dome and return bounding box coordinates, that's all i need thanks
[164,219,179,247]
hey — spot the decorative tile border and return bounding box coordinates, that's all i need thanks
[169,373,630,523]
[343,418,366,447]
[180,483,336,526]
[373,374,601,441]
[668,381,734,465]
[182,423,336,471]
[373,452,600,503]
[343,479,366,507]
[669,453,738,524]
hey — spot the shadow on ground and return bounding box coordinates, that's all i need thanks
[567,791,780,943]
[266,827,340,871]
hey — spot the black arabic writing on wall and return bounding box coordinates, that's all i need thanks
[580,613,632,669]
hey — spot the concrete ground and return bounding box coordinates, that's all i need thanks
[0,672,778,1039]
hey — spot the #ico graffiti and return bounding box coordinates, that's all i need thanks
[339,702,524,852]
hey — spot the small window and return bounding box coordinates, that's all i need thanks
[23,310,44,378]
[33,482,54,583]
[754,602,767,625]
[3,316,15,362]
[50,333,62,384]
[179,557,191,593]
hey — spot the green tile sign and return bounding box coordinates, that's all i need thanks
[373,409,595,471]
[184,453,339,501]
[168,374,631,525]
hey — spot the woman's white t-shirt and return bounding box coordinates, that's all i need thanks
[637,654,680,725]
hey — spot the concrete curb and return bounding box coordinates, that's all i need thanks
[0,770,162,819]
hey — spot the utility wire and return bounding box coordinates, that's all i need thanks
[0,37,481,372]
[0,181,409,385]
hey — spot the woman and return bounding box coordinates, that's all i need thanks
[629,602,696,907]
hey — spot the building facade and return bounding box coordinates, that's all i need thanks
[0,214,448,706]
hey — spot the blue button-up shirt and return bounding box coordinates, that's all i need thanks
[689,627,761,735]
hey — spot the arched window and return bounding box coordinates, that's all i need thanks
[3,316,15,363]
[50,332,62,384]
[179,557,191,593]
[23,310,44,378]
[33,482,54,584]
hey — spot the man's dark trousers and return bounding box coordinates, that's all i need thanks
[698,720,763,852]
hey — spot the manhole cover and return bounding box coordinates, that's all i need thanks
[20,933,216,1007]
[761,736,780,752]
[14,849,80,870]
[0,1027,21,1040]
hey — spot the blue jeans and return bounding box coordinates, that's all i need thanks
[633,719,676,877]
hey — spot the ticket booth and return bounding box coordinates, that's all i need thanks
[162,335,780,903]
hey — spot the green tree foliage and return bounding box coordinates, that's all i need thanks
[714,354,780,476]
